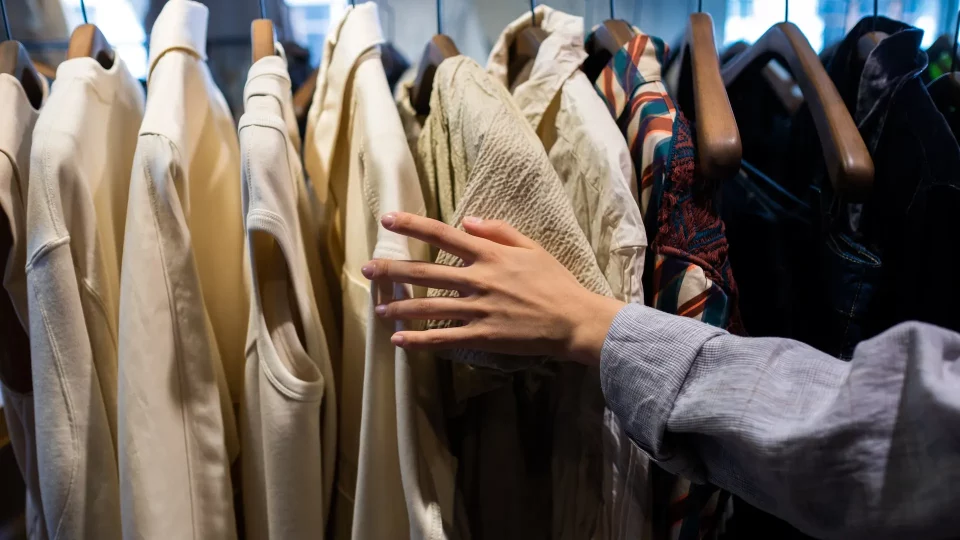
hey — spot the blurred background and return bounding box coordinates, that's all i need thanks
[1,0,956,117]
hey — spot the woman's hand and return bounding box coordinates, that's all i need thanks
[361,212,625,366]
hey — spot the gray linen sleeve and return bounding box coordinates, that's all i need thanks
[600,303,960,539]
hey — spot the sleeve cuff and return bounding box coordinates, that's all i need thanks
[599,303,725,460]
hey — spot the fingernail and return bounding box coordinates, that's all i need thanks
[374,304,387,315]
[463,216,482,225]
[381,213,397,228]
[361,265,374,279]
[391,334,405,346]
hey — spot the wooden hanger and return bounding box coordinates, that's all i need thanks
[722,40,802,114]
[508,25,547,91]
[722,22,874,200]
[32,59,55,80]
[251,19,276,63]
[856,30,887,62]
[674,12,741,183]
[293,69,317,119]
[582,19,634,83]
[67,23,114,69]
[410,34,459,116]
[0,40,42,109]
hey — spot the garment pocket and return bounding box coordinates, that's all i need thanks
[816,232,882,359]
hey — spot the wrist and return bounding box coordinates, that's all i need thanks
[565,292,625,366]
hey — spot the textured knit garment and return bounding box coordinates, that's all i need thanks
[486,7,650,539]
[304,5,456,538]
[600,304,960,539]
[117,1,241,538]
[239,55,338,539]
[0,72,45,540]
[592,30,742,540]
[412,56,613,539]
[27,52,144,539]
[421,57,613,355]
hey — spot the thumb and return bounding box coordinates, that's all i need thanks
[462,217,537,249]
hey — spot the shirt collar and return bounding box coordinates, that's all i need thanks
[147,0,208,82]
[245,56,300,150]
[486,6,586,131]
[824,16,925,131]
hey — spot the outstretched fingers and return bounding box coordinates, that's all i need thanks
[375,297,480,321]
[461,217,537,249]
[390,326,484,350]
[361,259,473,292]
[381,212,489,263]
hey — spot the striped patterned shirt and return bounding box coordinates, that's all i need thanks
[592,30,744,539]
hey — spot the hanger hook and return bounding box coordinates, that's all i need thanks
[530,0,536,28]
[436,0,443,34]
[873,0,879,31]
[80,0,89,24]
[697,0,702,13]
[952,7,959,73]
[609,0,615,20]
[1,0,11,40]
[259,0,267,19]
[784,0,788,23]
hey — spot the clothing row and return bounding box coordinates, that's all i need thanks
[2,3,958,540]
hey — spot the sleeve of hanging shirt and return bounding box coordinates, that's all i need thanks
[600,303,960,540]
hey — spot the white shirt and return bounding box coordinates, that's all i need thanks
[117,1,242,538]
[0,71,46,540]
[486,8,652,538]
[238,54,338,539]
[27,52,145,540]
[305,4,455,538]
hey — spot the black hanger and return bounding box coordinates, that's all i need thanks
[722,0,874,200]
[582,0,635,83]
[410,0,459,115]
[856,0,888,63]
[507,0,548,91]
[251,0,276,62]
[67,0,115,69]
[0,0,42,110]
[928,8,960,138]
[673,0,741,183]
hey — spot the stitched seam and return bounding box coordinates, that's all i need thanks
[258,358,322,402]
[29,273,79,540]
[141,145,200,539]
[247,210,290,243]
[79,275,118,351]
[840,273,865,357]
[25,237,70,270]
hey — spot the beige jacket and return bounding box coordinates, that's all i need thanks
[486,5,646,305]
[117,1,241,538]
[27,52,145,539]
[0,72,45,540]
[404,56,613,538]
[486,8,652,539]
[305,5,455,538]
[239,55,338,539]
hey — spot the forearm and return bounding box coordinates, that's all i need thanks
[600,304,960,539]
